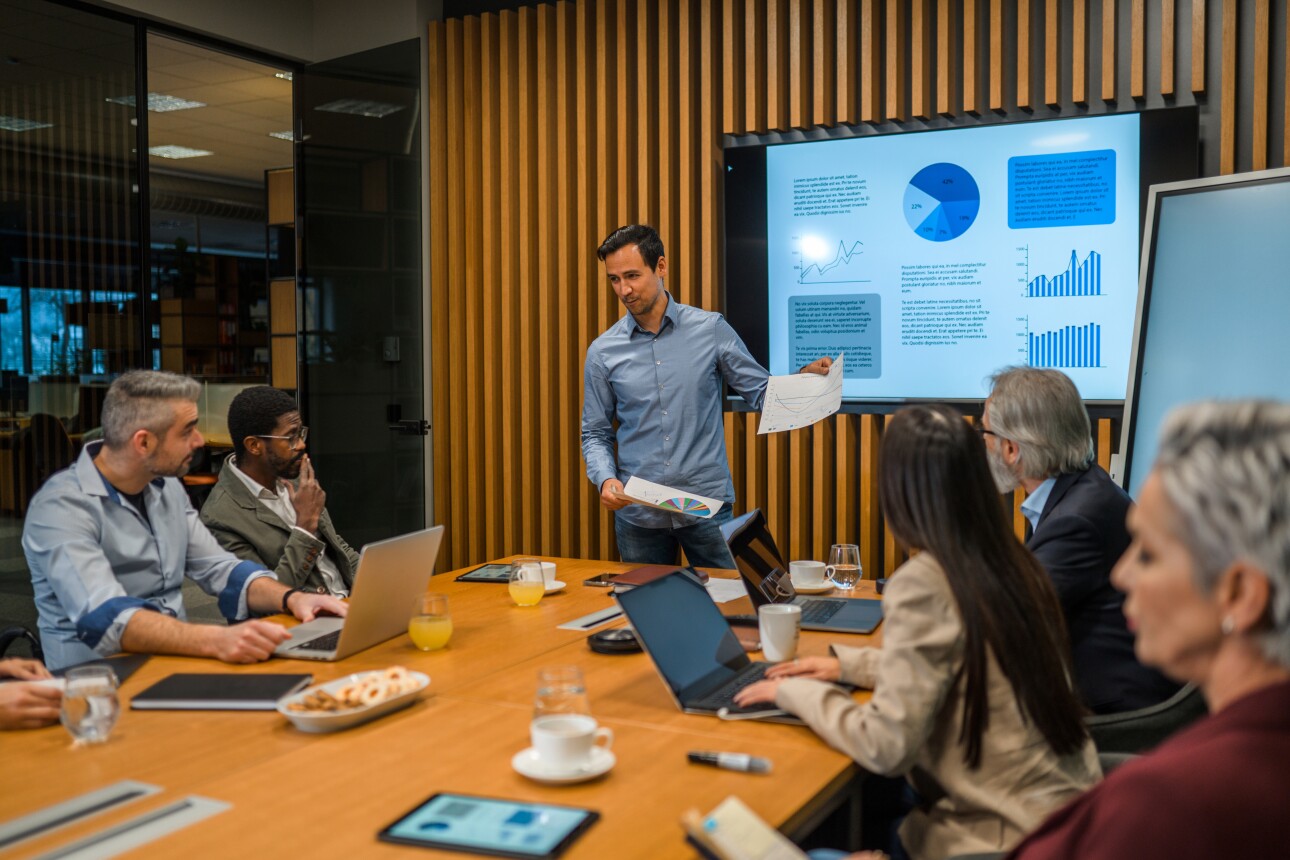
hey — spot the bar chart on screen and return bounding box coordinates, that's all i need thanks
[1028,322,1103,369]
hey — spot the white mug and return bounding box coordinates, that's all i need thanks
[538,561,557,585]
[530,714,613,771]
[759,604,802,662]
[789,560,827,589]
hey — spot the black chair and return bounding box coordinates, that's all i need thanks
[13,413,76,515]
[0,626,44,663]
[1085,682,1207,755]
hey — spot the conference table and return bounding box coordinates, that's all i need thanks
[0,558,882,859]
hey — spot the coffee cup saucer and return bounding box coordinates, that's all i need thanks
[544,580,567,594]
[791,581,833,594]
[512,746,615,785]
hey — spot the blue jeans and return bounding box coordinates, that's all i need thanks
[614,506,736,569]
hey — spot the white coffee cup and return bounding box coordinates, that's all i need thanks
[789,560,827,589]
[539,561,557,585]
[759,604,802,662]
[530,714,613,771]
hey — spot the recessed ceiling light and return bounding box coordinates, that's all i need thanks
[0,115,53,132]
[268,130,295,141]
[315,98,404,118]
[275,71,293,81]
[106,93,206,112]
[148,145,213,159]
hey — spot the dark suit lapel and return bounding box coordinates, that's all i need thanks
[221,458,293,534]
[1034,469,1085,530]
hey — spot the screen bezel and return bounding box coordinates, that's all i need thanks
[722,106,1200,408]
[1112,165,1290,492]
[377,792,600,859]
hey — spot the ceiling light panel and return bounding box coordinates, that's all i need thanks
[0,115,53,132]
[148,145,214,159]
[106,93,207,112]
[314,99,404,118]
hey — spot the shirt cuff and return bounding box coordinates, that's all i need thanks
[291,525,320,539]
[76,597,161,655]
[218,561,275,621]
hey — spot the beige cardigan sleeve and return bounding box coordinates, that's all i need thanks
[775,554,963,776]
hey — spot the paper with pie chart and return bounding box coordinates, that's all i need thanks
[619,477,723,519]
[757,353,844,435]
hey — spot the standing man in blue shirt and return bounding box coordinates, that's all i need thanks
[581,225,830,567]
[23,370,346,670]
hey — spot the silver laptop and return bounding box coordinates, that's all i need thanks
[274,525,444,661]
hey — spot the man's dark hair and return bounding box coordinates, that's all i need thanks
[597,224,665,269]
[228,386,298,459]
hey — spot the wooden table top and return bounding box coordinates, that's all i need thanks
[0,557,881,859]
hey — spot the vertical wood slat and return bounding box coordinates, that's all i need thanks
[518,8,539,553]
[1102,0,1117,101]
[858,415,880,579]
[964,0,979,113]
[1161,0,1175,96]
[886,0,907,120]
[1017,0,1031,109]
[1044,0,1060,106]
[444,19,466,566]
[837,0,859,123]
[1073,0,1087,103]
[499,11,521,556]
[428,21,452,566]
[989,0,1004,111]
[1220,0,1236,173]
[750,0,770,132]
[789,0,811,130]
[1191,0,1206,93]
[1130,0,1144,99]
[1096,419,1113,473]
[936,0,956,115]
[860,0,882,121]
[1251,0,1269,170]
[701,0,721,312]
[574,2,594,557]
[813,0,837,127]
[723,0,742,133]
[911,0,932,119]
[463,16,484,564]
[479,14,502,558]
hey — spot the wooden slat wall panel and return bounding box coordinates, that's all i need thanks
[427,0,1290,573]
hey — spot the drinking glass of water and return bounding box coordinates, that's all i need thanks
[534,665,591,718]
[61,665,120,744]
[826,543,862,590]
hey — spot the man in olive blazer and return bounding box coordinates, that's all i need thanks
[200,387,359,595]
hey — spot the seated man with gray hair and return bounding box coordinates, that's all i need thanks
[983,366,1179,713]
[23,370,346,670]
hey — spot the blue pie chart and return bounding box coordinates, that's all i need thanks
[904,162,980,242]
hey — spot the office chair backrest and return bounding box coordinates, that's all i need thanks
[1085,682,1208,755]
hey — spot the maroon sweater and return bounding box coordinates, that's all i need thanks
[1009,678,1290,859]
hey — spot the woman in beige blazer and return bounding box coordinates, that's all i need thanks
[736,405,1100,860]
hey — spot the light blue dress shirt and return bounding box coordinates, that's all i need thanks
[1019,476,1057,533]
[22,441,272,669]
[581,293,769,529]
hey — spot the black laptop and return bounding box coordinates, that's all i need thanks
[613,570,801,723]
[723,510,884,634]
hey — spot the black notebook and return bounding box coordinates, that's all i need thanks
[129,673,312,710]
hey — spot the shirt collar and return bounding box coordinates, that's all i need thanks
[1019,476,1058,531]
[229,455,281,500]
[77,440,164,499]
[628,290,679,337]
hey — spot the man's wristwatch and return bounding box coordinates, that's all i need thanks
[281,587,302,614]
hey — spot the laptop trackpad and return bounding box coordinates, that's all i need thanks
[275,617,345,654]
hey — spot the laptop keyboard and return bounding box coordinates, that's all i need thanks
[800,599,844,624]
[291,629,340,652]
[695,663,779,713]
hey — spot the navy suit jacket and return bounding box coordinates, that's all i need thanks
[1028,465,1181,714]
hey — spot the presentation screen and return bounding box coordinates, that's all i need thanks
[724,108,1198,403]
[1117,168,1290,499]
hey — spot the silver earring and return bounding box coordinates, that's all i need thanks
[1221,616,1236,635]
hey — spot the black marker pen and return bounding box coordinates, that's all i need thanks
[687,751,772,774]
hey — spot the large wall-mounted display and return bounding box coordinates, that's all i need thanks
[724,108,1198,403]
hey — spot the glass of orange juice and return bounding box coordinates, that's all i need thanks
[508,557,545,607]
[409,593,452,650]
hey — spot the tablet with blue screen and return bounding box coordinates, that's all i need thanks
[377,792,599,858]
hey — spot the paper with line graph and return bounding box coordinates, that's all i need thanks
[618,477,723,519]
[757,353,844,435]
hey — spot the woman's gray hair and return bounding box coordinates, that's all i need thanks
[987,366,1095,479]
[101,370,201,449]
[1154,400,1290,668]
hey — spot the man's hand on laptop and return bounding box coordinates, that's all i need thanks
[209,620,292,663]
[285,591,348,623]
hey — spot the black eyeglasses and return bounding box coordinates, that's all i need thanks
[257,426,308,445]
[975,424,999,439]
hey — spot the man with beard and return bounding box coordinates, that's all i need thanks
[201,386,358,597]
[23,372,346,670]
[982,366,1179,713]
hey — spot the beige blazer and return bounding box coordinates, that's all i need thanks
[776,552,1100,860]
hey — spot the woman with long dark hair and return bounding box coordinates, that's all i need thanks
[735,405,1099,859]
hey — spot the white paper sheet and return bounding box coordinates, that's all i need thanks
[705,578,750,604]
[757,353,844,435]
[618,476,723,520]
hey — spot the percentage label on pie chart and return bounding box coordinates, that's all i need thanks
[904,162,981,242]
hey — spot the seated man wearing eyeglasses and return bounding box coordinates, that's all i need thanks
[201,386,359,598]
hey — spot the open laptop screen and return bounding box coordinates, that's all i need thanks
[724,509,792,604]
[615,573,748,698]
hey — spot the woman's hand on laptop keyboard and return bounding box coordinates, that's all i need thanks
[766,656,841,683]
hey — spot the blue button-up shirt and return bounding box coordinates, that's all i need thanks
[581,293,769,529]
[22,441,272,669]
[1020,477,1057,533]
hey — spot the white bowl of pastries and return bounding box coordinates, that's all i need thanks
[277,666,430,733]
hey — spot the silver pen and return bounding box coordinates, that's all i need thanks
[686,751,773,774]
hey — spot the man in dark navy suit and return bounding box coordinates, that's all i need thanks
[983,367,1180,714]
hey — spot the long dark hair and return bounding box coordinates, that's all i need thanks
[879,405,1088,768]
